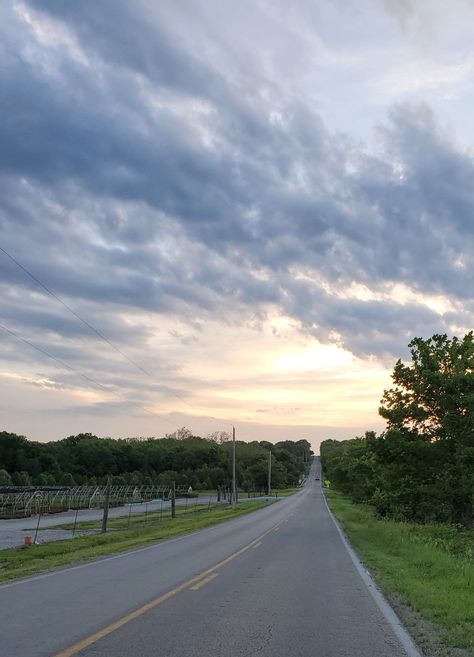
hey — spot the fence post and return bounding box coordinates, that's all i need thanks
[101,479,111,533]
[33,507,42,545]
[72,508,79,536]
[171,481,176,519]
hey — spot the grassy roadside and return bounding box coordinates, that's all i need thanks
[0,500,273,583]
[273,487,300,497]
[49,501,227,530]
[49,494,298,532]
[326,490,474,657]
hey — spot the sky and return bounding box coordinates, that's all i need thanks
[1,0,474,452]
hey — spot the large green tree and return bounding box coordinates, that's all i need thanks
[321,333,474,525]
[379,333,474,524]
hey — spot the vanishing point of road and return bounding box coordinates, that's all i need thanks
[0,459,419,657]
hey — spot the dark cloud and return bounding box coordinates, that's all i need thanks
[374,0,415,30]
[0,0,473,387]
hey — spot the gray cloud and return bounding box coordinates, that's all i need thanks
[374,0,415,29]
[1,0,473,391]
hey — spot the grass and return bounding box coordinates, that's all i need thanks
[50,501,229,531]
[49,495,296,532]
[0,500,273,583]
[326,490,474,656]
[272,487,300,497]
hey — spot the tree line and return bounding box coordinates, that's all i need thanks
[321,333,474,526]
[0,428,312,492]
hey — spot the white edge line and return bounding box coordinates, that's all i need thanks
[321,488,422,657]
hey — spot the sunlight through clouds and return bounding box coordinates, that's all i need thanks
[1,0,473,450]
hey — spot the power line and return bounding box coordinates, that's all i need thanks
[0,245,203,414]
[0,321,179,428]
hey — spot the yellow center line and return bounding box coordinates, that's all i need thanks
[52,515,287,657]
[189,573,218,590]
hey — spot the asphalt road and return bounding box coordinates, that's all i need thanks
[0,461,417,657]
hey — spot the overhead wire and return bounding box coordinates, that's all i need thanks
[0,245,236,431]
[0,321,179,428]
[0,245,210,416]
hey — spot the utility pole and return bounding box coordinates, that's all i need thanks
[268,449,272,496]
[171,480,176,519]
[101,478,111,533]
[232,425,236,508]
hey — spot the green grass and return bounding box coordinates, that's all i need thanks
[50,501,227,531]
[0,500,273,583]
[326,490,474,656]
[273,487,300,497]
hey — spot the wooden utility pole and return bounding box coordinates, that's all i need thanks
[171,481,176,519]
[101,478,111,533]
[268,449,272,496]
[232,426,236,508]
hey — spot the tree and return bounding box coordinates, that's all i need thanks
[0,469,12,485]
[207,431,231,444]
[0,431,308,496]
[12,471,31,486]
[165,427,193,441]
[35,472,56,486]
[59,472,76,487]
[380,333,474,442]
[380,333,474,524]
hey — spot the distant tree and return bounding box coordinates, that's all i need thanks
[35,472,56,486]
[126,471,143,486]
[59,472,76,487]
[321,434,379,503]
[207,431,231,443]
[0,469,12,485]
[156,470,179,487]
[0,431,309,500]
[12,470,31,486]
[165,427,193,441]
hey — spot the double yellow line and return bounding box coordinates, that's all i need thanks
[53,516,284,657]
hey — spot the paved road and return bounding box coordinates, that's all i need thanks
[0,461,416,657]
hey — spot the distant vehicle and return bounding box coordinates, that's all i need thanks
[314,476,320,480]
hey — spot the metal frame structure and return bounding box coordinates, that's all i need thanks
[0,485,189,519]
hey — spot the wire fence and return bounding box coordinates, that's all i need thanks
[0,484,187,519]
[0,485,278,520]
[0,485,284,549]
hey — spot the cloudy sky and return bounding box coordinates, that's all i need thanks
[1,0,473,450]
